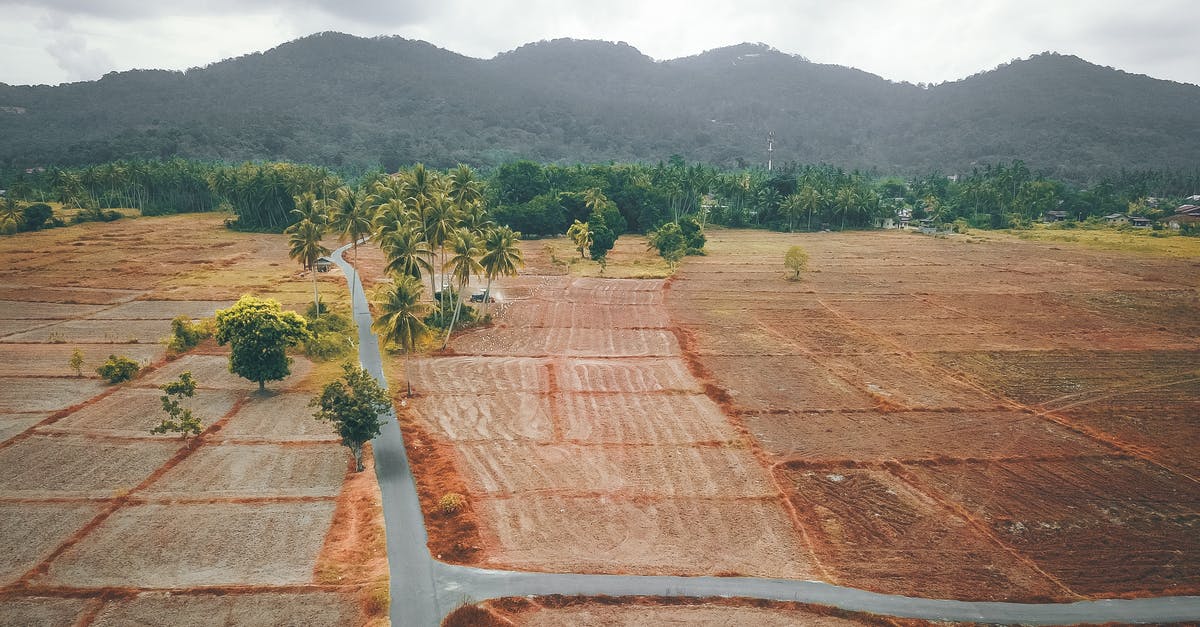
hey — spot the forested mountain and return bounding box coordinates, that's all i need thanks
[1,32,1197,181]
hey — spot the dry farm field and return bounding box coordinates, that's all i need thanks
[0,215,386,625]
[406,228,1198,606]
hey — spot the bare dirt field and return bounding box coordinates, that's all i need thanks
[0,214,384,625]
[401,240,818,578]
[664,228,1199,601]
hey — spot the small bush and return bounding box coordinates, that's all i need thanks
[784,245,809,280]
[97,354,140,384]
[167,315,214,354]
[303,307,354,360]
[438,492,466,515]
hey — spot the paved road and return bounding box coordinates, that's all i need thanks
[330,243,1200,626]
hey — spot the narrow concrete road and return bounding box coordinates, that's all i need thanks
[330,243,1200,626]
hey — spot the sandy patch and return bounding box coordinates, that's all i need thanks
[42,387,238,437]
[0,413,47,443]
[218,391,339,442]
[1,319,170,344]
[0,502,101,585]
[477,495,812,578]
[90,592,358,627]
[144,442,347,498]
[0,344,164,378]
[0,435,180,498]
[90,299,232,320]
[43,501,336,587]
[0,377,107,413]
[0,597,89,625]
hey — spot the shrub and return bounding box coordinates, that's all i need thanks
[303,307,354,360]
[784,245,809,280]
[96,354,140,384]
[438,492,466,515]
[20,203,53,231]
[167,315,214,354]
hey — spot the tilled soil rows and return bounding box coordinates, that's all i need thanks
[664,229,1199,601]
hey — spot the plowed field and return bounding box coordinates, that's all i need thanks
[406,244,818,578]
[0,214,378,625]
[665,228,1200,601]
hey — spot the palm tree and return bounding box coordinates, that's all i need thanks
[583,187,609,218]
[834,186,859,230]
[287,218,331,316]
[372,276,428,397]
[0,196,22,234]
[798,185,822,231]
[479,226,524,317]
[290,191,327,227]
[566,220,592,259]
[380,224,433,282]
[448,164,483,209]
[424,192,457,302]
[328,187,374,262]
[780,194,802,232]
[441,228,483,348]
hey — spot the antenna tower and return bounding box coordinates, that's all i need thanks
[767,131,775,171]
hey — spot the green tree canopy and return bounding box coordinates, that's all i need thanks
[215,295,310,391]
[310,363,392,472]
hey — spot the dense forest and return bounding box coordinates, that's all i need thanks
[3,157,1197,238]
[1,33,1198,182]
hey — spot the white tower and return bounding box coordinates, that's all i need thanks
[767,131,775,171]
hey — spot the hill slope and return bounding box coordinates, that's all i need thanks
[0,33,1196,179]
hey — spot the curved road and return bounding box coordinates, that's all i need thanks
[329,243,1200,626]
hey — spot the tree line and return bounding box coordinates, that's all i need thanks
[3,157,1197,238]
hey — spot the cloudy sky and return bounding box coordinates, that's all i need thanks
[1,0,1196,87]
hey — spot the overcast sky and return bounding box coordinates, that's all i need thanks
[1,0,1197,87]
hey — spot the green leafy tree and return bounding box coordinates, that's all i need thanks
[679,216,706,251]
[479,226,524,315]
[647,221,686,268]
[310,363,391,472]
[588,217,616,267]
[372,276,429,397]
[214,296,310,391]
[152,372,203,439]
[97,354,140,384]
[784,245,809,280]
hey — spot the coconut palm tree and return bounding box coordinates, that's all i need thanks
[328,187,374,261]
[441,228,483,348]
[424,192,458,303]
[566,220,592,259]
[0,196,23,234]
[798,185,822,231]
[479,226,524,317]
[372,276,428,397]
[287,218,330,316]
[380,224,433,282]
[290,191,327,227]
[448,164,482,209]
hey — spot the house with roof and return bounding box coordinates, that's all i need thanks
[1103,213,1127,225]
[1043,210,1069,222]
[1129,216,1152,228]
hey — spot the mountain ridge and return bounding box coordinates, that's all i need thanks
[1,33,1196,180]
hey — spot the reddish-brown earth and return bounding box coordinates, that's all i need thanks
[0,215,384,625]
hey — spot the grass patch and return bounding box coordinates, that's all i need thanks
[1001,224,1200,257]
